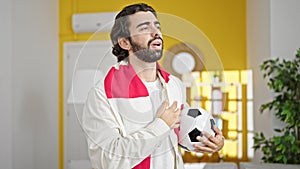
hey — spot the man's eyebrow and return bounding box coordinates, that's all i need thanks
[154,21,160,25]
[136,21,150,28]
[136,21,161,28]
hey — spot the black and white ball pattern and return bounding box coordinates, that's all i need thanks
[178,108,216,152]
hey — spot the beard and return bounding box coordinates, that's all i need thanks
[129,36,163,63]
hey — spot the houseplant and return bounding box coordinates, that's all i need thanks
[253,49,300,164]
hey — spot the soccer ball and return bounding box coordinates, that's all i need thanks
[178,107,216,152]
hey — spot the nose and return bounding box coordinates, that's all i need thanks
[150,24,161,37]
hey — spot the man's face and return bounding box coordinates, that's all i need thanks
[127,11,163,63]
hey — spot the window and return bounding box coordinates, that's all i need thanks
[181,70,253,163]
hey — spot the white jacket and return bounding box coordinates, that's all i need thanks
[82,61,186,169]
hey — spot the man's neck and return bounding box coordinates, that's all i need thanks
[128,56,157,82]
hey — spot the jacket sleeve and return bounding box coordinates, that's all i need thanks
[82,86,171,169]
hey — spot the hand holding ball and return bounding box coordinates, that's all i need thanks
[178,108,216,152]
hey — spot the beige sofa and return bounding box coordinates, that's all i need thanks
[239,162,300,169]
[184,162,238,169]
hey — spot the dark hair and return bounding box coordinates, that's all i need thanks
[110,3,157,62]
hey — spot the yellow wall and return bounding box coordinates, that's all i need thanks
[60,0,246,69]
[59,1,246,168]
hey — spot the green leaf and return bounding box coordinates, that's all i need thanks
[253,145,261,151]
[257,49,300,164]
[274,128,282,133]
[260,132,265,138]
[276,144,284,152]
[262,146,272,155]
[282,146,286,154]
[275,154,283,161]
[283,156,287,164]
[274,137,281,145]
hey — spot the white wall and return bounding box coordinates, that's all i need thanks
[270,0,300,59]
[12,0,59,168]
[270,0,300,131]
[247,0,300,163]
[247,0,273,162]
[0,0,13,168]
[0,0,59,169]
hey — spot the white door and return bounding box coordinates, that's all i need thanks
[63,41,117,169]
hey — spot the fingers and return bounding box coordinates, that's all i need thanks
[196,136,218,150]
[168,101,178,111]
[213,125,223,136]
[194,128,224,153]
[170,102,181,128]
[173,104,181,128]
[158,101,182,128]
[156,100,168,117]
[180,104,184,110]
[202,130,223,146]
[193,144,215,154]
[162,100,168,110]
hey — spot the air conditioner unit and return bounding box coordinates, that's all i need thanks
[72,12,118,33]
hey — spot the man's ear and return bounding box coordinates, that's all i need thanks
[118,37,131,50]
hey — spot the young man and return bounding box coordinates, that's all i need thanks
[82,3,224,169]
